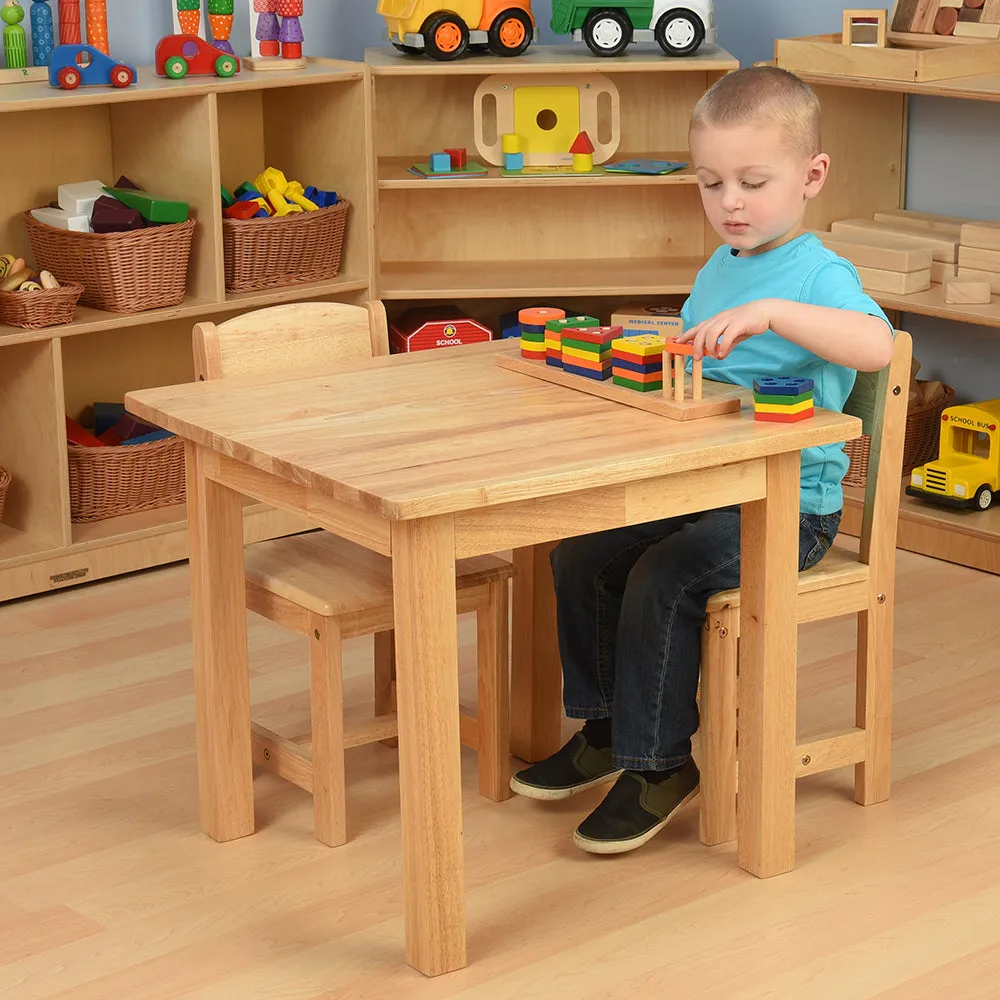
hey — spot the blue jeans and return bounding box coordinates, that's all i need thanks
[550,506,841,770]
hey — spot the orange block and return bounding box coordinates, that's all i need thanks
[754,407,814,423]
[663,339,695,357]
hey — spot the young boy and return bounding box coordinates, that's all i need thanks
[509,66,894,854]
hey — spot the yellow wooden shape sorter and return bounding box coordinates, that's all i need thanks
[611,334,664,358]
[473,73,620,167]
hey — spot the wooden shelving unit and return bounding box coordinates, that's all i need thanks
[0,59,372,602]
[793,66,1000,572]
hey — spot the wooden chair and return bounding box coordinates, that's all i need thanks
[192,301,512,846]
[698,330,912,849]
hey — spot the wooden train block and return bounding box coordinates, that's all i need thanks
[816,234,932,272]
[931,261,956,284]
[958,245,1000,273]
[871,209,965,239]
[957,267,1000,294]
[984,0,1000,24]
[960,222,1000,252]
[753,376,814,395]
[830,219,957,262]
[855,264,932,294]
[943,280,992,305]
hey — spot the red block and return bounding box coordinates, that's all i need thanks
[754,407,814,423]
[445,147,467,169]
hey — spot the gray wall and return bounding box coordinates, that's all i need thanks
[23,0,1000,403]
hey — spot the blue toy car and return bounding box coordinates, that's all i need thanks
[49,44,137,90]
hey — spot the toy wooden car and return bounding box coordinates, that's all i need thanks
[155,34,240,79]
[550,0,716,57]
[48,44,137,89]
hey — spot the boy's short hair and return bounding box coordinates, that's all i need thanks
[690,66,822,159]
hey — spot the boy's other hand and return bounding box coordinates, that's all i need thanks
[677,300,775,360]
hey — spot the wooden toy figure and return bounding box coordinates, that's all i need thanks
[85,0,107,53]
[277,0,302,59]
[247,0,305,69]
[251,0,279,57]
[174,0,204,38]
[57,0,80,43]
[207,0,235,53]
[2,1,27,69]
[30,0,54,65]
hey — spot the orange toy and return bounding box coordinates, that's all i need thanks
[85,0,108,53]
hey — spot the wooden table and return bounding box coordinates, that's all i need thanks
[126,341,861,977]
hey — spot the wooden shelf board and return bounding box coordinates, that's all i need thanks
[379,256,708,299]
[0,58,363,115]
[796,67,1000,103]
[0,277,371,347]
[0,524,59,563]
[843,477,1000,574]
[366,44,738,76]
[872,283,1000,329]
[378,153,696,190]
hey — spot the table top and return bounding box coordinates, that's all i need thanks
[126,341,861,520]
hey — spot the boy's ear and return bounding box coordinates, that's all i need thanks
[804,153,830,200]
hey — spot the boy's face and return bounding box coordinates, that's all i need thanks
[690,121,829,256]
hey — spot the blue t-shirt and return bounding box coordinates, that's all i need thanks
[680,232,891,515]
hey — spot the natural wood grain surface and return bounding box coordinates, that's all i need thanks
[127,342,860,521]
[1,544,998,995]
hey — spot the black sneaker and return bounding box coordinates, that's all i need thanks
[572,760,700,854]
[509,731,622,800]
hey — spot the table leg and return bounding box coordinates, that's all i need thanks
[737,450,799,877]
[391,515,465,976]
[510,543,563,762]
[185,442,254,842]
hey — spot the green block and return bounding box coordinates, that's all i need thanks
[177,0,200,9]
[220,185,235,208]
[520,331,545,342]
[103,187,190,225]
[613,375,663,392]
[546,315,600,333]
[562,336,610,354]
[208,0,234,12]
[752,390,813,406]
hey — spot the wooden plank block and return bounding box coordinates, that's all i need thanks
[495,354,743,421]
[913,0,942,33]
[871,209,965,239]
[931,260,956,283]
[855,265,932,294]
[958,267,1000,294]
[961,221,1000,251]
[943,280,992,304]
[816,234,933,271]
[953,21,1000,37]
[890,0,919,31]
[959,245,1000,273]
[984,0,1000,23]
[830,219,957,262]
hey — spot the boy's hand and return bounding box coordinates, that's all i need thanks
[677,300,775,361]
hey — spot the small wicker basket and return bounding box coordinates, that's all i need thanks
[223,200,350,293]
[0,281,84,330]
[24,211,196,313]
[843,381,955,488]
[0,464,10,523]
[68,437,186,523]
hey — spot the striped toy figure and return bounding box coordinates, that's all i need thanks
[207,0,234,54]
[30,0,54,65]
[2,1,27,69]
[57,0,80,43]
[250,0,279,57]
[276,0,302,59]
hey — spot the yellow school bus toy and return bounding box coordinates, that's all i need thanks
[907,398,1000,511]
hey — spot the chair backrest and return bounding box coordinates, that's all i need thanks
[192,300,390,381]
[843,329,913,573]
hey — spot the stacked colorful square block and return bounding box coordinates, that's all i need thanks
[561,325,622,380]
[519,306,566,360]
[753,376,815,422]
[611,334,665,392]
[544,314,601,367]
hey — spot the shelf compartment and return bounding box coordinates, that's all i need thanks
[377,152,697,190]
[873,284,1000,330]
[380,256,707,299]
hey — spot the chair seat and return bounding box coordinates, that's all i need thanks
[245,530,511,618]
[705,545,869,613]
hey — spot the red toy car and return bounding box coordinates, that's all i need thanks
[155,34,240,79]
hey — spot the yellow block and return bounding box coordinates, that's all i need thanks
[573,152,594,172]
[754,398,814,415]
[562,344,610,362]
[501,132,522,154]
[612,334,664,357]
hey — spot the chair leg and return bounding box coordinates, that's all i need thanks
[699,607,738,846]
[309,612,347,846]
[476,578,511,801]
[855,598,893,805]
[373,628,398,748]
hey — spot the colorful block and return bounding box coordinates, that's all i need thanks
[546,315,600,334]
[753,390,814,407]
[445,147,467,169]
[612,356,663,376]
[614,374,664,392]
[754,398,815,415]
[505,151,524,171]
[563,345,610,365]
[429,152,451,173]
[754,407,815,423]
[611,334,664,358]
[752,376,814,396]
[564,361,611,380]
[563,325,621,347]
[562,337,611,355]
[611,366,662,384]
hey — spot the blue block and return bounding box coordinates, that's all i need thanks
[612,357,664,376]
[305,185,338,207]
[546,356,564,368]
[93,402,126,438]
[429,152,451,173]
[504,152,524,171]
[120,429,175,446]
[563,362,611,381]
[499,309,521,339]
[752,376,814,396]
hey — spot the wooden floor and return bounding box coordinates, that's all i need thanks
[1,540,999,998]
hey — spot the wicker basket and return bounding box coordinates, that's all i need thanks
[843,381,956,488]
[0,281,83,329]
[68,436,186,522]
[223,200,350,293]
[0,464,10,523]
[24,211,196,313]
